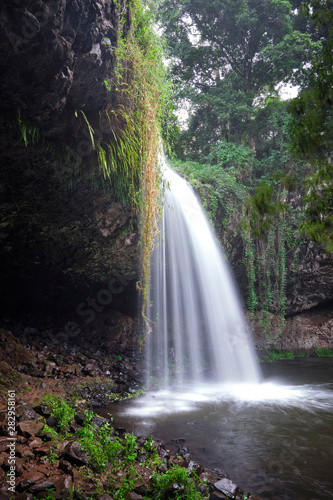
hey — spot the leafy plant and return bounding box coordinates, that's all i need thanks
[315,347,333,357]
[77,410,123,472]
[262,348,294,362]
[43,395,75,433]
[151,464,203,500]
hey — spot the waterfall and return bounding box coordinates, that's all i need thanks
[145,163,261,387]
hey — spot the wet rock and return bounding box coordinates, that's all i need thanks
[14,493,34,500]
[177,446,189,457]
[46,416,58,427]
[91,415,109,429]
[16,444,35,459]
[213,478,241,498]
[200,472,219,485]
[104,311,137,353]
[0,484,11,500]
[35,440,66,457]
[64,441,88,465]
[99,495,114,500]
[209,492,226,500]
[186,460,204,476]
[165,483,185,498]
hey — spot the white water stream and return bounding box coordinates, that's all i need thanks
[144,164,261,386]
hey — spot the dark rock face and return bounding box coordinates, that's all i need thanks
[0,0,130,138]
[0,0,140,321]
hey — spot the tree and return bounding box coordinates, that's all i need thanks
[159,0,321,159]
[288,0,333,252]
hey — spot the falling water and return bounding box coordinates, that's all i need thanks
[144,163,261,386]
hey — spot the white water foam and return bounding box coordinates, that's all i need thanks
[121,382,333,418]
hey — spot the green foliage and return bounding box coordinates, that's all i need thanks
[244,181,282,239]
[151,464,203,500]
[289,1,333,160]
[17,109,41,147]
[77,409,123,472]
[159,0,320,163]
[42,423,59,442]
[110,0,173,329]
[123,433,137,464]
[316,347,333,357]
[240,176,305,335]
[288,1,332,252]
[242,231,258,316]
[115,464,138,500]
[262,348,295,362]
[172,158,247,228]
[43,395,75,433]
[302,160,333,253]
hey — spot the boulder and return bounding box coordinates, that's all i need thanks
[16,402,36,421]
[64,441,88,465]
[213,478,241,497]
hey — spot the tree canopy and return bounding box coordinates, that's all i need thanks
[158,0,321,160]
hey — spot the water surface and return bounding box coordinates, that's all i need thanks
[98,358,333,500]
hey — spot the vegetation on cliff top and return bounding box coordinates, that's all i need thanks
[159,0,332,331]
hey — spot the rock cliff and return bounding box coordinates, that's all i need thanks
[0,0,139,330]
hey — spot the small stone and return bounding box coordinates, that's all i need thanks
[177,445,189,457]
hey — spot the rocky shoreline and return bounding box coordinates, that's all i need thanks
[0,322,262,500]
[1,314,332,500]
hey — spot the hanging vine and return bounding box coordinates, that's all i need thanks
[240,178,305,338]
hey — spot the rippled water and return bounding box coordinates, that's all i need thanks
[98,358,333,499]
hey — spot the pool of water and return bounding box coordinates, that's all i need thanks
[97,358,333,499]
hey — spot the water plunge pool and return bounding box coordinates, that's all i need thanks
[98,358,333,499]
